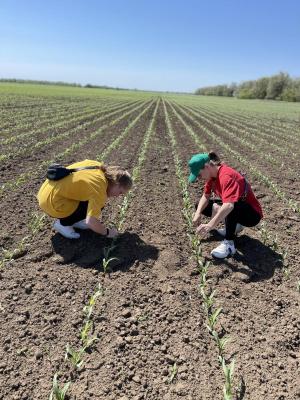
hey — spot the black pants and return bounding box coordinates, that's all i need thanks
[201,199,261,240]
[60,201,88,226]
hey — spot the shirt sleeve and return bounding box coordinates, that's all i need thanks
[204,179,213,196]
[220,175,240,203]
[86,180,107,218]
[86,195,106,218]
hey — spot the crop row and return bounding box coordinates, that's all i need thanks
[187,96,300,124]
[2,98,138,155]
[49,99,160,398]
[177,103,298,178]
[176,99,300,138]
[0,103,76,131]
[0,100,143,166]
[163,100,236,399]
[0,100,103,133]
[185,103,300,154]
[171,96,300,135]
[168,102,300,214]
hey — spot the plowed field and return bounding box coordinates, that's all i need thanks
[0,84,300,400]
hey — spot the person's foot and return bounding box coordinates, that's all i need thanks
[216,223,244,237]
[211,239,236,258]
[53,220,80,239]
[72,220,89,230]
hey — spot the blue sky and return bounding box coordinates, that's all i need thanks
[0,0,299,92]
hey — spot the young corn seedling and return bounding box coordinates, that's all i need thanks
[219,356,235,400]
[258,222,269,245]
[206,307,222,334]
[102,245,118,274]
[199,261,210,289]
[137,313,149,323]
[80,320,98,350]
[270,234,279,252]
[202,290,216,313]
[65,344,84,370]
[0,236,29,268]
[28,212,46,236]
[163,100,235,398]
[117,197,130,230]
[188,234,205,270]
[212,331,230,357]
[296,280,300,293]
[168,362,178,384]
[83,284,104,320]
[182,208,193,231]
[49,373,71,400]
[280,248,290,278]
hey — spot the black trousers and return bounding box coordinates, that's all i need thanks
[60,201,88,226]
[201,199,261,240]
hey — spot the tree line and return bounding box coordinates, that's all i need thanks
[0,78,127,90]
[195,73,300,102]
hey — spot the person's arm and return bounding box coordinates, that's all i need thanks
[86,216,118,238]
[193,193,210,225]
[196,202,234,235]
[86,192,118,238]
[209,202,234,227]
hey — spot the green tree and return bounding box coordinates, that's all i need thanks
[266,72,290,99]
[253,77,269,99]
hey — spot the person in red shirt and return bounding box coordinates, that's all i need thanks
[189,152,263,258]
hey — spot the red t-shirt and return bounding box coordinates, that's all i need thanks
[204,164,263,218]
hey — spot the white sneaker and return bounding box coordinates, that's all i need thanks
[72,220,89,230]
[216,223,244,237]
[211,240,236,259]
[53,220,80,239]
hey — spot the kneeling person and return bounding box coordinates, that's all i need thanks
[189,152,263,259]
[37,160,132,239]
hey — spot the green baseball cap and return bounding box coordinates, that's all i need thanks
[188,153,210,183]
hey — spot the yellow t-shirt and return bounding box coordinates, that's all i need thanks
[37,160,108,218]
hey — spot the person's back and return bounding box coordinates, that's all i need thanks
[204,163,262,218]
[37,159,107,219]
[37,160,132,240]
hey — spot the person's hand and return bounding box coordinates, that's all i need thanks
[107,227,119,238]
[192,214,201,226]
[196,223,213,236]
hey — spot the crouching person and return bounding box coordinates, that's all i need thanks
[188,152,263,259]
[37,159,132,239]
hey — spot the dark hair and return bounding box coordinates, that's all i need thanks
[208,151,221,166]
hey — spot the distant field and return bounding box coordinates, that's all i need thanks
[0,83,299,400]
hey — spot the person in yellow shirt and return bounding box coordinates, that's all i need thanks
[37,160,132,239]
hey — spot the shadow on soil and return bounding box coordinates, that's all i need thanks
[51,230,159,272]
[207,232,284,282]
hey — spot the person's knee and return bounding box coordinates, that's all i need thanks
[212,202,221,214]
[212,202,219,211]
